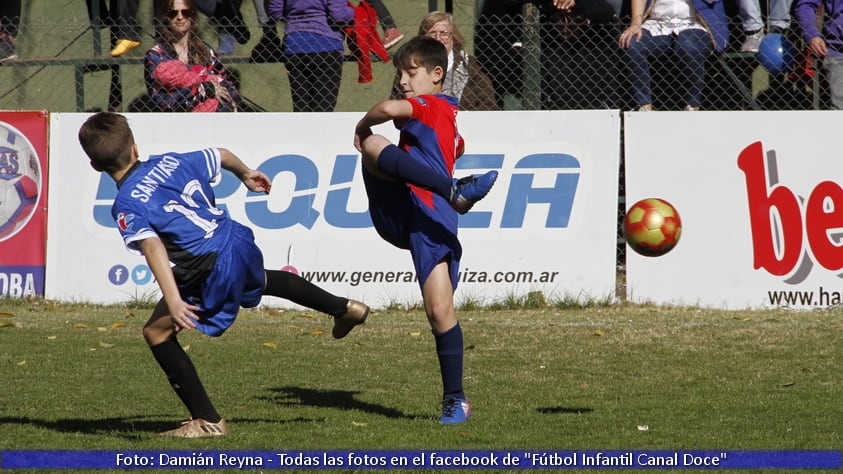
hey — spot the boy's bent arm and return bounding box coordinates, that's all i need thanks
[218,148,271,194]
[355,99,413,151]
[139,237,201,330]
[357,99,414,129]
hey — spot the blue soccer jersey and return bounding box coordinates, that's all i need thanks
[111,148,265,335]
[113,148,233,285]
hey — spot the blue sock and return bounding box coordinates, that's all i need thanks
[377,144,453,199]
[433,323,465,399]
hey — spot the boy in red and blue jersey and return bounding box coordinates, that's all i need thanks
[354,36,497,424]
[79,112,369,438]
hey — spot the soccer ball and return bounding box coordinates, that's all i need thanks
[623,198,682,257]
[0,122,41,242]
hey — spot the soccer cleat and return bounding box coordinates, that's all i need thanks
[110,39,141,58]
[159,418,228,438]
[450,170,498,214]
[382,28,405,49]
[440,396,471,424]
[332,300,369,339]
[740,30,765,53]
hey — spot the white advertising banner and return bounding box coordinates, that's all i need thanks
[624,111,843,309]
[47,111,620,308]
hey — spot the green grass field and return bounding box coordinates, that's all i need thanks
[0,297,841,472]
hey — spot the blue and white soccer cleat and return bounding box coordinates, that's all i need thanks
[440,396,471,424]
[450,170,498,214]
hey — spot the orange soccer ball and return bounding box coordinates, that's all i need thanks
[623,198,682,257]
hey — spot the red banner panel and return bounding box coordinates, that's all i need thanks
[0,111,48,297]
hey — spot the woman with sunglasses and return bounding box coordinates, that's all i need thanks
[144,0,241,112]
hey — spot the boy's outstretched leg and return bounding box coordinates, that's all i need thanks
[363,139,454,196]
[362,137,498,215]
[265,270,369,338]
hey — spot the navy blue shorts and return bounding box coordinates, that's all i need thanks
[187,223,265,336]
[362,166,461,290]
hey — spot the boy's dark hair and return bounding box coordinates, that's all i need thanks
[78,112,135,174]
[393,35,448,83]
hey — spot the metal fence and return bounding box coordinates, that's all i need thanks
[0,2,826,113]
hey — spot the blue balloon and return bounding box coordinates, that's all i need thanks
[757,33,798,75]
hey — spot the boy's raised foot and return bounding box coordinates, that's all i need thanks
[332,300,370,339]
[450,171,498,214]
[440,396,471,424]
[159,418,228,438]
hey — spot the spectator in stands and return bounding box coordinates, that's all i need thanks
[368,0,404,49]
[474,0,524,109]
[86,0,143,57]
[618,0,729,111]
[795,0,843,108]
[737,0,793,53]
[541,0,623,110]
[0,0,20,62]
[153,0,249,56]
[392,11,497,111]
[145,0,241,112]
[249,0,284,62]
[267,0,354,112]
[210,0,250,56]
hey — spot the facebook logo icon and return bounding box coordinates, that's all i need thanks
[108,265,129,285]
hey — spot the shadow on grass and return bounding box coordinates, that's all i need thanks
[0,415,187,440]
[536,407,594,415]
[0,414,320,439]
[261,386,420,420]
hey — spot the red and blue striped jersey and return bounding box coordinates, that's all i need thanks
[398,94,463,230]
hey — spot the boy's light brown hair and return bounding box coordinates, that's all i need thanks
[78,112,135,174]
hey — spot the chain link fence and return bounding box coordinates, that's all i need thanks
[0,1,828,113]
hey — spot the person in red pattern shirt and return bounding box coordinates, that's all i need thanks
[144,0,240,112]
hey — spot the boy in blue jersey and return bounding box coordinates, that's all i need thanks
[78,112,369,438]
[353,36,497,424]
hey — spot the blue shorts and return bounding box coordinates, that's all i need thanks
[362,166,461,290]
[183,223,265,337]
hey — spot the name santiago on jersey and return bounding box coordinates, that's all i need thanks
[114,149,228,286]
[129,154,182,203]
[115,149,226,242]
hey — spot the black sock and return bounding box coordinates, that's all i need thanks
[377,144,453,199]
[265,270,348,317]
[150,338,220,423]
